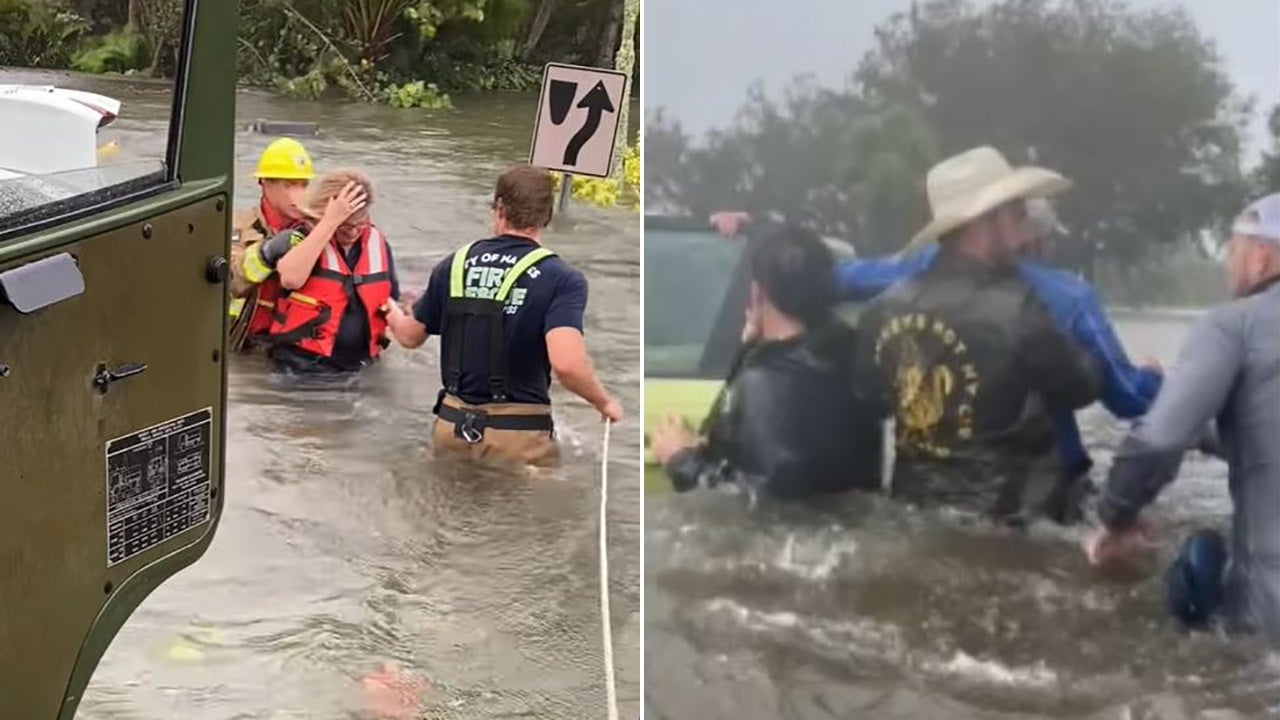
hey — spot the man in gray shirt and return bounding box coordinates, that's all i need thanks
[1088,193,1280,640]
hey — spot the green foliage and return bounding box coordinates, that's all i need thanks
[62,0,128,33]
[277,67,329,101]
[1254,106,1280,195]
[0,0,636,107]
[854,0,1248,266]
[649,0,1252,272]
[136,0,182,76]
[552,143,640,210]
[404,0,488,41]
[415,54,540,92]
[646,81,939,256]
[340,0,417,66]
[72,29,150,74]
[0,0,90,68]
[398,3,541,92]
[235,0,511,102]
[609,0,637,182]
[382,79,450,109]
[1096,245,1228,308]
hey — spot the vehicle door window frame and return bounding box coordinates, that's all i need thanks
[644,214,748,380]
[0,0,197,242]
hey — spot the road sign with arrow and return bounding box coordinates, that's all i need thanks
[529,62,629,179]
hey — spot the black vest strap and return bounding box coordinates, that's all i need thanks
[440,242,556,402]
[442,297,508,399]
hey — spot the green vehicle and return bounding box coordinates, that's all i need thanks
[643,214,864,494]
[0,0,235,716]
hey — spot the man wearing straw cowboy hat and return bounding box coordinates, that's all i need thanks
[853,146,1102,523]
[713,186,1163,524]
[819,196,1162,524]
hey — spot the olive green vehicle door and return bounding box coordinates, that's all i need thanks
[643,217,747,493]
[0,1,235,717]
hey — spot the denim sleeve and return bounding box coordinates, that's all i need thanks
[1097,309,1242,530]
[833,246,936,301]
[1070,288,1162,419]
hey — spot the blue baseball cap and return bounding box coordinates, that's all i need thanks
[1232,193,1280,242]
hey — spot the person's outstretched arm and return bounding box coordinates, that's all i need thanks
[833,246,938,301]
[710,209,936,302]
[1097,309,1243,530]
[384,299,428,348]
[384,257,444,349]
[1069,287,1163,419]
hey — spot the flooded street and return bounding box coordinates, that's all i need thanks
[645,313,1280,720]
[32,74,640,719]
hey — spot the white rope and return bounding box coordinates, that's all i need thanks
[598,419,620,720]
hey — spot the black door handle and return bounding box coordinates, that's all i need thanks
[93,362,147,393]
[206,256,228,284]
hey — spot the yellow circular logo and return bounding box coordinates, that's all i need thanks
[874,312,982,459]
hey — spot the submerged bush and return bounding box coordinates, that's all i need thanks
[551,144,640,211]
[0,0,89,68]
[382,79,451,109]
[72,29,150,74]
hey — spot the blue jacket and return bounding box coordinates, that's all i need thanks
[835,245,1162,476]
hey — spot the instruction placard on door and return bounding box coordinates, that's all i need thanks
[105,408,212,566]
[529,62,629,178]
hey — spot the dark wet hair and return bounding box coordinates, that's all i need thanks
[746,224,837,326]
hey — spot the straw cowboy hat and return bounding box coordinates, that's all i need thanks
[907,146,1072,249]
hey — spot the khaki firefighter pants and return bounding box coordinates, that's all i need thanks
[432,394,558,467]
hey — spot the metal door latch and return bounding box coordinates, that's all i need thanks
[93,362,147,393]
[206,256,228,284]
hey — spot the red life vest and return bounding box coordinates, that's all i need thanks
[244,199,300,338]
[266,225,393,360]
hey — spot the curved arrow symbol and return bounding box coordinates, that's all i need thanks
[563,80,615,167]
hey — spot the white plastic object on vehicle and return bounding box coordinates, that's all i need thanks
[0,85,121,179]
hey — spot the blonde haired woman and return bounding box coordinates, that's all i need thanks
[239,169,402,374]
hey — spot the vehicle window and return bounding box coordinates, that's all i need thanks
[644,223,744,378]
[0,0,188,235]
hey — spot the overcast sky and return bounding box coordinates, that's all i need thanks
[645,0,1279,156]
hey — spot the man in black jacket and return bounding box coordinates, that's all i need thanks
[855,146,1101,524]
[650,223,883,499]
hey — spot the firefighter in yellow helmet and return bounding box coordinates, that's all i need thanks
[228,138,316,352]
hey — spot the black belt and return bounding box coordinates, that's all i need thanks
[436,402,553,443]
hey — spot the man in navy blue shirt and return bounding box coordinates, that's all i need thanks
[385,165,622,465]
[713,198,1162,521]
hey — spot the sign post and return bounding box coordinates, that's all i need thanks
[529,62,629,215]
[558,172,573,213]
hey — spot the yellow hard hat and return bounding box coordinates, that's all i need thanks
[253,138,315,181]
